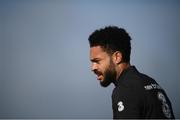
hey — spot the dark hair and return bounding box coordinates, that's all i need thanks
[88,26,132,63]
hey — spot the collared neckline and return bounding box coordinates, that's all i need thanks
[113,66,137,86]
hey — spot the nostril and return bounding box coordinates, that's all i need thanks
[93,69,98,74]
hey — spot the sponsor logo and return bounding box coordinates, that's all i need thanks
[144,83,162,90]
[117,101,124,112]
[157,92,172,118]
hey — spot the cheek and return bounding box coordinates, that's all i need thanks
[100,62,110,74]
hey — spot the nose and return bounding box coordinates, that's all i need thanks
[91,63,98,72]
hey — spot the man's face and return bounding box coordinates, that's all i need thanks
[90,46,117,87]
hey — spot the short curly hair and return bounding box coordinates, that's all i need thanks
[88,26,132,63]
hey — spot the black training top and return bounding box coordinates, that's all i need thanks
[112,66,175,119]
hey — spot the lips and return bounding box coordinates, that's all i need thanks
[93,70,103,81]
[95,72,103,81]
[97,75,103,80]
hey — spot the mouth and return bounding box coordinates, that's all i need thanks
[93,70,103,81]
[97,75,103,81]
[95,73,103,81]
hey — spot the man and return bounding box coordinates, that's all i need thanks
[88,26,175,119]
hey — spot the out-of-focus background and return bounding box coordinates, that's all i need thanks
[0,0,179,119]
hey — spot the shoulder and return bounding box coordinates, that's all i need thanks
[131,71,174,118]
[112,66,174,118]
[112,70,152,103]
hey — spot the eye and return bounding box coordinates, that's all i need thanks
[91,59,101,64]
[95,60,100,64]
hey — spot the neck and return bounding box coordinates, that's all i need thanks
[116,63,130,80]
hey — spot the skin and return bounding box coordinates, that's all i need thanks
[90,46,130,86]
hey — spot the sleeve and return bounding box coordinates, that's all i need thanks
[112,86,144,119]
[144,89,175,119]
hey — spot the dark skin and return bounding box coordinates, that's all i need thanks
[90,46,130,87]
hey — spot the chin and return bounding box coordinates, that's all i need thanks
[100,79,104,82]
[100,80,111,87]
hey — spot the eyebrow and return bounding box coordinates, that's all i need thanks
[90,58,101,62]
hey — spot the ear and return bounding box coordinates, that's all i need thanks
[112,51,122,64]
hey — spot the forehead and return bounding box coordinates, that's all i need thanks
[90,46,108,58]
